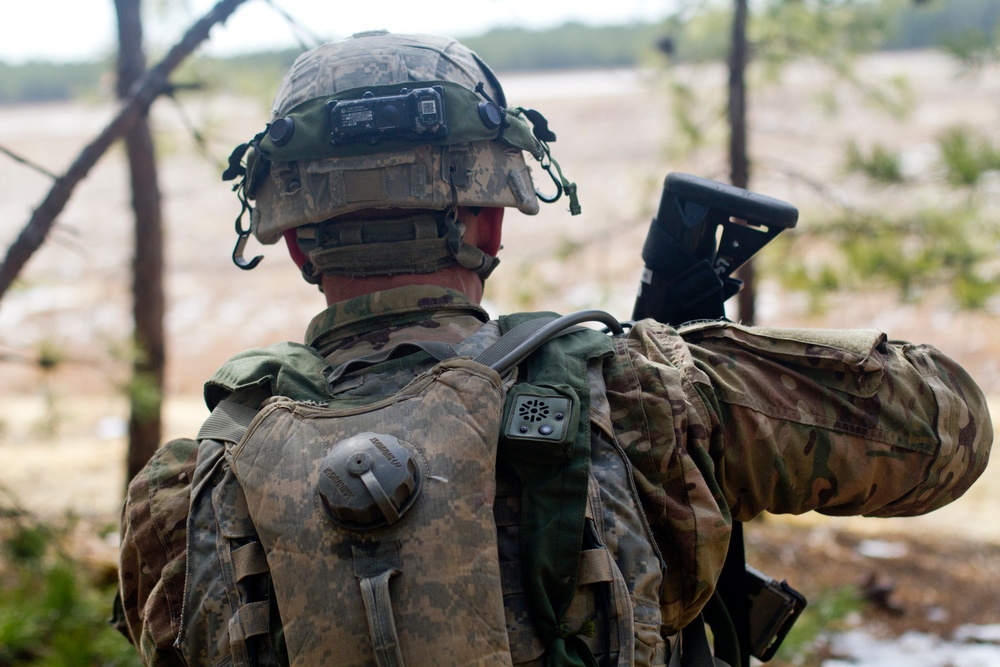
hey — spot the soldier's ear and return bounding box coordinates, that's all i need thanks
[284,229,309,270]
[475,207,504,256]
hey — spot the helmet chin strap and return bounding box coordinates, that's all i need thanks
[296,207,500,282]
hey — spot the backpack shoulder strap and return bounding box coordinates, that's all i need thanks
[491,310,620,667]
[669,616,731,667]
[486,309,622,373]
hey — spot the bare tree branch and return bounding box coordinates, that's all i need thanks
[0,0,251,301]
[0,144,59,180]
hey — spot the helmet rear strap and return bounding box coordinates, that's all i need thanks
[298,210,499,281]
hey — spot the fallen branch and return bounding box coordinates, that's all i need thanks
[0,0,250,301]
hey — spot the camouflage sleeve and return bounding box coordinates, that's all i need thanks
[603,324,731,634]
[604,318,992,630]
[676,320,992,520]
[117,438,198,667]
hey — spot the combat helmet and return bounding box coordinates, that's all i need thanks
[224,31,578,283]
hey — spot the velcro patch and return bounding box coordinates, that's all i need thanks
[344,168,386,202]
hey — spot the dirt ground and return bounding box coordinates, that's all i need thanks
[0,51,998,660]
[744,520,1000,664]
[747,518,1000,637]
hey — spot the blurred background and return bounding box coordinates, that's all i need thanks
[0,1,998,664]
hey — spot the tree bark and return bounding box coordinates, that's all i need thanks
[729,0,756,324]
[0,0,249,301]
[115,0,165,481]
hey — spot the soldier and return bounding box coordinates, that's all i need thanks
[115,31,992,667]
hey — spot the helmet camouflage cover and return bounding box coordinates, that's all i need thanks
[241,31,554,247]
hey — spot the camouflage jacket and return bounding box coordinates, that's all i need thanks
[116,285,992,665]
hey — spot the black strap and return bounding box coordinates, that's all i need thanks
[714,522,750,667]
[472,316,558,368]
[669,615,729,667]
[479,310,622,374]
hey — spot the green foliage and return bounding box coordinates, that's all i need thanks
[126,370,163,423]
[845,140,905,184]
[30,340,67,439]
[0,508,140,666]
[772,586,865,664]
[504,262,553,312]
[754,0,891,67]
[107,338,163,423]
[665,79,713,158]
[463,23,667,72]
[751,1,916,119]
[937,125,1000,187]
[773,125,1000,313]
[770,250,843,313]
[939,28,1000,66]
[553,236,583,262]
[666,5,734,63]
[173,49,301,105]
[775,206,1000,309]
[35,340,65,372]
[3,522,50,564]
[657,1,1000,314]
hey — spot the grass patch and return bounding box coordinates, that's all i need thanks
[771,585,866,666]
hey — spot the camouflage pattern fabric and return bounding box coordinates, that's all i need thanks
[117,284,993,661]
[305,286,490,362]
[603,317,992,632]
[270,34,502,122]
[231,359,512,666]
[252,141,539,245]
[177,435,284,667]
[250,32,541,246]
[679,320,991,518]
[116,438,198,666]
[495,429,668,666]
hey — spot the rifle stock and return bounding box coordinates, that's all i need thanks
[633,172,798,325]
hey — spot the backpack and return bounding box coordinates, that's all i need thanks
[176,312,672,666]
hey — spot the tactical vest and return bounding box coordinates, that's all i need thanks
[177,314,668,667]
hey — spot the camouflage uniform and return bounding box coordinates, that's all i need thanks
[116,29,992,667]
[115,284,992,665]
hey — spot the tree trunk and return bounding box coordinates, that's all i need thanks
[729,0,756,324]
[116,0,165,482]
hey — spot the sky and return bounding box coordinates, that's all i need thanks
[2,0,678,64]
